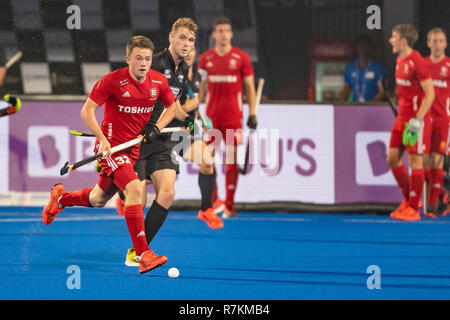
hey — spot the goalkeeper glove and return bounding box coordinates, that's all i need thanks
[402,118,422,146]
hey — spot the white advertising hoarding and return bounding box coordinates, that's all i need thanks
[174,104,335,204]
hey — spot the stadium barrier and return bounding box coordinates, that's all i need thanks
[1,97,402,213]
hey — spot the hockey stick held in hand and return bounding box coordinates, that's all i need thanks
[62,127,187,175]
[239,78,265,175]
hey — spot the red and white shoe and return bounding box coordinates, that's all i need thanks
[395,206,421,222]
[198,208,224,229]
[222,207,237,219]
[42,184,66,225]
[213,199,225,214]
[390,200,409,219]
[138,250,168,274]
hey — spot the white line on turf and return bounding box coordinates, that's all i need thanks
[0,215,124,223]
[342,218,450,224]
[0,214,311,223]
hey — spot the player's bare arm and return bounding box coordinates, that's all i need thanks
[181,95,199,113]
[0,67,6,87]
[172,100,191,123]
[244,75,257,129]
[154,102,178,131]
[80,97,111,157]
[243,75,257,116]
[416,78,435,119]
[198,79,207,104]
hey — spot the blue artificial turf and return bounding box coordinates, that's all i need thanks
[1,206,450,300]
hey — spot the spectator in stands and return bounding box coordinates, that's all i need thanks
[340,34,386,102]
[0,46,7,88]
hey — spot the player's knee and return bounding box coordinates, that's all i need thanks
[408,155,423,170]
[386,154,399,168]
[199,163,214,174]
[89,195,108,208]
[126,187,143,203]
[157,187,175,206]
[88,188,110,207]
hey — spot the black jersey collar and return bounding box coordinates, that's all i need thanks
[163,48,188,73]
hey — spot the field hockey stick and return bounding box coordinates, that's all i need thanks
[239,78,265,175]
[382,77,398,117]
[69,127,186,137]
[62,127,186,175]
[5,51,23,69]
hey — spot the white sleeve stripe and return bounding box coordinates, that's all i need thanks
[198,69,208,81]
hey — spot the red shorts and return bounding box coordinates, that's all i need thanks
[205,122,243,147]
[389,116,431,155]
[430,117,450,155]
[94,141,139,195]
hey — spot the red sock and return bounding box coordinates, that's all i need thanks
[225,164,239,211]
[124,204,149,256]
[409,169,425,211]
[429,168,444,207]
[59,188,93,207]
[392,164,410,201]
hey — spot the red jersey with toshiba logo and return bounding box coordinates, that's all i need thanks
[425,55,450,119]
[198,46,254,126]
[395,50,432,119]
[88,67,174,160]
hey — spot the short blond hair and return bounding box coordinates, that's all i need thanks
[126,35,154,56]
[427,28,447,41]
[392,24,419,47]
[171,17,198,35]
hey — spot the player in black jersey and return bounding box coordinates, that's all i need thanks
[178,48,224,230]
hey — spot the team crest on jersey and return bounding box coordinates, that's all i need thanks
[150,88,157,98]
[403,64,409,74]
[178,74,184,83]
[229,59,237,69]
[164,69,172,79]
[440,66,448,77]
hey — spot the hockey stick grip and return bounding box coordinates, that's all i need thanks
[5,51,23,69]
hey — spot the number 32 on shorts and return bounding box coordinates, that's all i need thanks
[114,155,131,165]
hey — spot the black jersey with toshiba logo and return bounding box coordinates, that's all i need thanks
[140,48,190,160]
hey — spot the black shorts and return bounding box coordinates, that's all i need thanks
[135,132,191,180]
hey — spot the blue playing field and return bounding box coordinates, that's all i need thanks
[1,206,450,300]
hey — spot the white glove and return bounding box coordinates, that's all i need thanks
[408,117,422,134]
